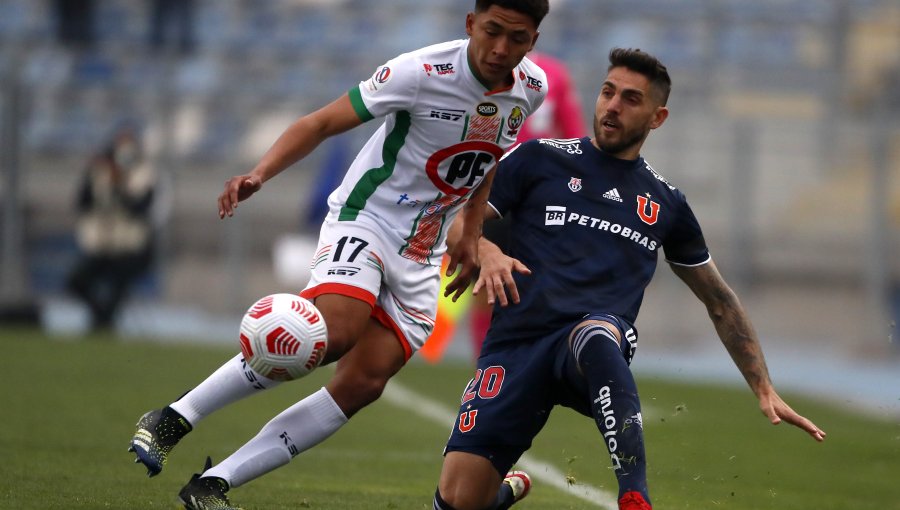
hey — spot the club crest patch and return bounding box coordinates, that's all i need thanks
[636,194,660,225]
[568,177,582,192]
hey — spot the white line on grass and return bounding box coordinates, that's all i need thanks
[382,380,618,509]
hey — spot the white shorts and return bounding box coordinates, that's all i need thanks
[300,219,440,360]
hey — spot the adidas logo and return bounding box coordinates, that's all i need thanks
[602,188,623,202]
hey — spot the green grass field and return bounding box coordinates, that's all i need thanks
[2,327,898,509]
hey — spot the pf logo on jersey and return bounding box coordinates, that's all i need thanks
[425,141,504,195]
[568,177,582,192]
[636,194,660,225]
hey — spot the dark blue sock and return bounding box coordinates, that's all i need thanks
[491,482,515,509]
[571,323,650,504]
[433,488,458,510]
[433,486,514,510]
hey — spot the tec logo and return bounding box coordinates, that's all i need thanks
[636,193,660,225]
[423,63,455,76]
[525,76,543,92]
[426,141,503,195]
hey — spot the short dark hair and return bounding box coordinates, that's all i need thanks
[474,0,550,28]
[608,48,671,106]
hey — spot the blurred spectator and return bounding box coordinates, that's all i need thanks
[53,0,96,47]
[148,0,196,54]
[514,51,585,143]
[67,123,157,330]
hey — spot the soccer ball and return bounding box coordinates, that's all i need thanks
[238,293,328,381]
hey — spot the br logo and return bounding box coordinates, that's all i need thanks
[545,205,566,226]
[426,141,504,196]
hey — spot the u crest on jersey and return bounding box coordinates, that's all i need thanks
[568,177,582,192]
[636,194,660,225]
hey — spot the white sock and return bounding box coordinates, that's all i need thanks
[170,353,281,426]
[204,387,348,487]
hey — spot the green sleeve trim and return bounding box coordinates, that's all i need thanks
[348,86,375,122]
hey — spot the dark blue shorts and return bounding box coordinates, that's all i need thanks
[444,313,637,474]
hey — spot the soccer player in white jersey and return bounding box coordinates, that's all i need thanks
[128,1,550,509]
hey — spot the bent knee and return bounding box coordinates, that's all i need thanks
[437,487,494,510]
[437,452,500,510]
[570,319,621,349]
[321,330,357,364]
[327,371,390,416]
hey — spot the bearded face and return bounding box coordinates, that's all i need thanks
[591,67,667,160]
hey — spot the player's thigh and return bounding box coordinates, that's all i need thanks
[326,317,407,417]
[312,294,373,361]
[379,251,442,354]
[439,451,502,509]
[301,220,388,355]
[302,221,386,301]
[445,340,557,474]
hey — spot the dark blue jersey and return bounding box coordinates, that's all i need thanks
[485,137,710,344]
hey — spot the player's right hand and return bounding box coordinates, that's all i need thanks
[758,388,827,442]
[218,174,263,218]
[472,244,531,307]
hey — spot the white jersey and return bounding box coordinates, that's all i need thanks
[327,39,547,266]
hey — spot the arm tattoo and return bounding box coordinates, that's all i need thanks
[704,276,771,394]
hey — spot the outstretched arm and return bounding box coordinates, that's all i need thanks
[443,173,497,301]
[218,94,364,218]
[670,260,826,442]
[444,200,531,304]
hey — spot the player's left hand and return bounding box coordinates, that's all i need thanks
[444,234,479,302]
[218,174,263,218]
[758,389,826,442]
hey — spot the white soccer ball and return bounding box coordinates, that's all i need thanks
[239,293,328,381]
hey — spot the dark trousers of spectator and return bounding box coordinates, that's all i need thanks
[67,249,153,329]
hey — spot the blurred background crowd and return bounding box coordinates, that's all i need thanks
[0,1,898,369]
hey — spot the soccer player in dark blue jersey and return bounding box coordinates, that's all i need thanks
[433,48,826,510]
